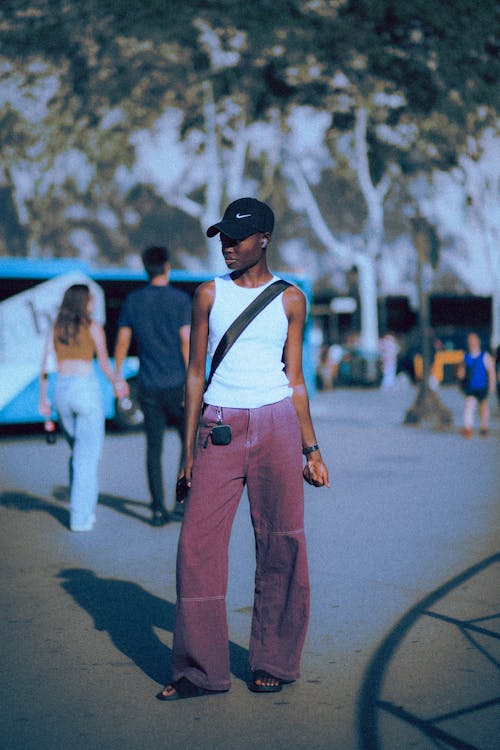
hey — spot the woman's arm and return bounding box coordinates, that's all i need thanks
[181,281,214,488]
[39,328,55,417]
[90,322,127,397]
[114,326,132,376]
[179,324,191,372]
[283,286,330,488]
[113,326,132,398]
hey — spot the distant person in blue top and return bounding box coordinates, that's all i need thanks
[457,332,496,438]
[114,246,191,525]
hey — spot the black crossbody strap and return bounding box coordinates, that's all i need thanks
[206,279,292,390]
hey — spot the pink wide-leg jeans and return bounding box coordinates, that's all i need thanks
[171,398,310,691]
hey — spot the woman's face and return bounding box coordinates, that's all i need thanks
[86,294,94,315]
[219,232,268,274]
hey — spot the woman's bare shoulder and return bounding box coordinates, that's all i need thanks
[282,283,306,316]
[193,279,216,311]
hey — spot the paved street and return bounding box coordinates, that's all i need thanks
[1,381,499,750]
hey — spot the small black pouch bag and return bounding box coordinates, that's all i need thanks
[205,406,232,446]
[210,424,232,445]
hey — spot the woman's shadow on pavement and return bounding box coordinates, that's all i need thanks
[0,490,68,527]
[0,490,152,529]
[57,567,250,686]
[52,485,153,526]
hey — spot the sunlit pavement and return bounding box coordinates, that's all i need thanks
[1,381,498,750]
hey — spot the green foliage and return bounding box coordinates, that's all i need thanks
[0,0,497,264]
[335,0,499,114]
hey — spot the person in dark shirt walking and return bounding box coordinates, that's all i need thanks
[114,246,191,525]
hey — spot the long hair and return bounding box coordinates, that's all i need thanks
[54,284,91,345]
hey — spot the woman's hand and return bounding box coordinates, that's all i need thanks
[113,377,129,399]
[176,462,194,504]
[175,475,190,504]
[303,455,330,488]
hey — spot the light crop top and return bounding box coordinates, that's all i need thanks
[53,323,95,363]
[204,274,293,408]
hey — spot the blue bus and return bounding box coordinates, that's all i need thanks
[0,257,315,429]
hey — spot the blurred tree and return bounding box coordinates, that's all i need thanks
[403,215,453,428]
[417,128,500,348]
[0,0,307,263]
[266,0,498,351]
[0,0,497,314]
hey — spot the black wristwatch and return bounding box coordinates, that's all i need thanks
[302,444,319,456]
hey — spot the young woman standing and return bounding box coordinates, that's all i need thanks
[158,198,330,701]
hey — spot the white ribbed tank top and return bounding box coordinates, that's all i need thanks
[204,274,293,408]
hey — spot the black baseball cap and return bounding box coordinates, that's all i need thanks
[206,197,274,240]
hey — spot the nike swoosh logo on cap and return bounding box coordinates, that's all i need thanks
[235,212,251,218]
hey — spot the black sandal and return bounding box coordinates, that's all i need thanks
[248,669,283,693]
[156,676,226,701]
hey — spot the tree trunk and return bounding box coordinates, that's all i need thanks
[404,228,453,429]
[285,158,383,352]
[355,253,379,353]
[354,106,392,354]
